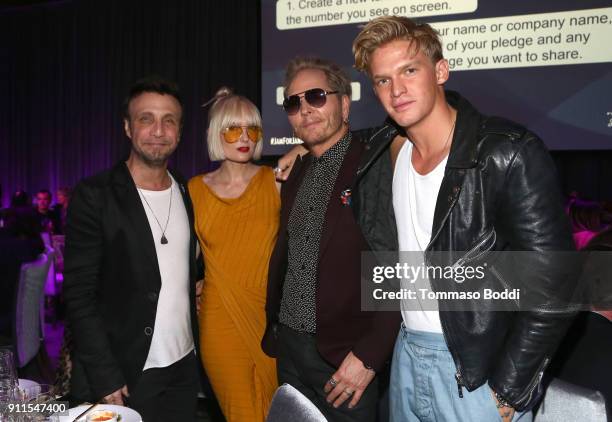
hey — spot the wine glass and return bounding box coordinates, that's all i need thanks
[0,379,20,422]
[17,384,57,422]
[0,350,17,388]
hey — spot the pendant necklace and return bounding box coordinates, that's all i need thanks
[138,183,173,245]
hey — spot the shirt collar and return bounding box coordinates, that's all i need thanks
[312,130,352,166]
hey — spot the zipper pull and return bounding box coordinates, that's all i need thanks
[455,373,464,398]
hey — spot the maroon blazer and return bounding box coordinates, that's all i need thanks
[262,134,401,371]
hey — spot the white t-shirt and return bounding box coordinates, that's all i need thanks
[393,142,447,333]
[138,175,194,370]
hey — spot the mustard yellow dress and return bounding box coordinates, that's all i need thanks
[188,166,279,422]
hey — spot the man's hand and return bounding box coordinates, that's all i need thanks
[274,145,307,181]
[323,351,375,409]
[491,389,515,421]
[103,385,129,405]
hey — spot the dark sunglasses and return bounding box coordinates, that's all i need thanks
[282,88,339,115]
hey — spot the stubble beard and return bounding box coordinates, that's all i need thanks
[298,115,344,150]
[131,144,176,168]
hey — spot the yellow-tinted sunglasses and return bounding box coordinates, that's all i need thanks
[222,125,263,143]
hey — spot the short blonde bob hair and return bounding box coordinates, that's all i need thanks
[353,15,444,76]
[207,88,263,161]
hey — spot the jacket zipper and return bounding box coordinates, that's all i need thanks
[451,229,496,270]
[425,190,464,396]
[489,266,520,307]
[422,169,488,400]
[455,372,464,398]
[514,357,550,408]
[447,230,498,399]
[431,226,495,399]
[438,306,466,399]
[424,200,457,254]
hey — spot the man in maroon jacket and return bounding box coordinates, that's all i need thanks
[262,56,401,422]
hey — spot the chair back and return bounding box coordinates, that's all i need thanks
[535,378,608,421]
[14,253,51,368]
[40,232,51,249]
[44,245,56,296]
[51,235,65,272]
[266,383,327,422]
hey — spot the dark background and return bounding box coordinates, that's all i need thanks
[1,0,611,206]
[0,0,260,206]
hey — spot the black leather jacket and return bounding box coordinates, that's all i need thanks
[352,91,576,411]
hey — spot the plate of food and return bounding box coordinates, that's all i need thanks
[57,404,142,422]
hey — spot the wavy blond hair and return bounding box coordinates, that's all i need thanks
[353,16,443,76]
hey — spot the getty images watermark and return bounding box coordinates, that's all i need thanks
[361,251,611,312]
[372,261,520,302]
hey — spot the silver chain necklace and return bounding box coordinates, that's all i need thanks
[137,184,173,245]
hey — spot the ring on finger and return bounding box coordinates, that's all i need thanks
[328,377,338,387]
[342,389,353,396]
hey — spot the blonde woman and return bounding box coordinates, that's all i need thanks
[188,88,279,421]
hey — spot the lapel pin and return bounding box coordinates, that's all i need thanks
[340,188,352,206]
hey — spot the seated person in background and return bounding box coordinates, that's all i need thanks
[51,186,71,234]
[0,208,44,338]
[34,189,61,234]
[10,190,31,208]
[566,195,611,250]
[1,190,30,232]
[549,226,612,409]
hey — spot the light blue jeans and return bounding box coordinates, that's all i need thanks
[390,325,533,422]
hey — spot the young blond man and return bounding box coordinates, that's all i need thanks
[349,16,575,422]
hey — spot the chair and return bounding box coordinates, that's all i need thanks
[41,246,57,330]
[534,378,609,421]
[39,232,52,249]
[51,235,65,273]
[43,245,56,296]
[51,235,65,300]
[266,383,328,422]
[13,253,51,369]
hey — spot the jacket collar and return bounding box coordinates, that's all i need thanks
[279,135,365,260]
[356,118,400,180]
[108,161,195,290]
[318,135,364,260]
[109,161,160,289]
[445,90,481,169]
